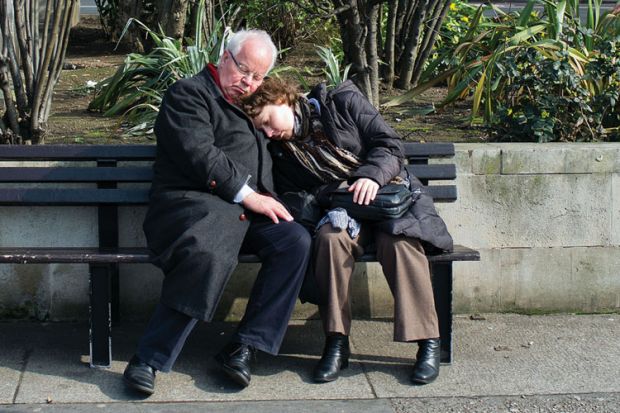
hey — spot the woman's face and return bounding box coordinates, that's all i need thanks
[252,104,295,140]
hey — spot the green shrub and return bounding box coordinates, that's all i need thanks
[491,45,619,142]
[227,0,337,52]
[426,0,482,77]
[88,1,232,137]
[386,0,620,142]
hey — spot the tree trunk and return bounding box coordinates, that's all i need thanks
[410,0,450,86]
[187,0,214,41]
[395,0,428,89]
[157,0,189,41]
[365,2,380,106]
[333,0,372,101]
[116,0,144,53]
[382,0,398,90]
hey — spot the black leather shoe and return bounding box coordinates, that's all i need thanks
[123,355,156,395]
[215,343,255,387]
[410,338,440,385]
[312,334,350,383]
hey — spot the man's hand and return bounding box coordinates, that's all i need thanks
[241,192,293,224]
[348,178,380,205]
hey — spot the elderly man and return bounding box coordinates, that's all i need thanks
[122,29,311,394]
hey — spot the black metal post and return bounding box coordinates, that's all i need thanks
[89,263,112,368]
[97,160,120,322]
[430,262,453,364]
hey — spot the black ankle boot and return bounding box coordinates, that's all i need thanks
[312,334,350,383]
[410,338,440,385]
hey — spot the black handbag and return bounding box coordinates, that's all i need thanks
[279,191,322,228]
[329,183,413,221]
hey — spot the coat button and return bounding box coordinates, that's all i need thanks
[209,180,217,189]
[239,213,247,221]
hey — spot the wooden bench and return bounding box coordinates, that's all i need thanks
[0,143,479,368]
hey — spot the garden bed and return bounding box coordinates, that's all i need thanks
[46,16,486,145]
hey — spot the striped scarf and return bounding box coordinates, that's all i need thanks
[281,131,363,184]
[281,98,404,186]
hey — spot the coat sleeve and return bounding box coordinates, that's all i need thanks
[154,80,248,202]
[338,91,404,187]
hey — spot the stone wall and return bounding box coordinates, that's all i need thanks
[0,143,618,321]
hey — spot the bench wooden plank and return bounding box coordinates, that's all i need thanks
[0,143,452,161]
[0,245,479,264]
[0,167,153,183]
[426,185,457,202]
[0,145,156,160]
[403,142,455,158]
[0,165,453,183]
[0,185,455,204]
[405,164,456,180]
[0,188,150,205]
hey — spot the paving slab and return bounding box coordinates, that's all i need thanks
[0,323,27,404]
[391,392,620,413]
[0,399,393,413]
[10,321,374,404]
[352,314,620,398]
[1,314,620,410]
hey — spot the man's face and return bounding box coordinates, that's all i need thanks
[218,39,272,101]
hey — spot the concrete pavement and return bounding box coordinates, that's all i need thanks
[1,314,619,412]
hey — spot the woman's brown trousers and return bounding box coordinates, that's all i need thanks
[314,223,439,342]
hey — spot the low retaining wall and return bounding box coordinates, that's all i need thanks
[0,143,618,321]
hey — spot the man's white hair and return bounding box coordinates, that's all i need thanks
[224,29,278,74]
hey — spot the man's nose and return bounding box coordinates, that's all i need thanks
[240,76,252,87]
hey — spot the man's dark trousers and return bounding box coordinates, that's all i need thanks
[136,218,311,372]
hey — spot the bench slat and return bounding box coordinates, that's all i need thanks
[0,188,149,205]
[0,145,156,161]
[0,165,452,183]
[0,186,455,204]
[403,142,455,158]
[405,164,456,180]
[0,143,453,160]
[0,167,153,183]
[0,248,152,264]
[0,244,479,264]
[425,185,456,202]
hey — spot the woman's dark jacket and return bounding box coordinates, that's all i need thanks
[144,67,274,321]
[270,80,453,253]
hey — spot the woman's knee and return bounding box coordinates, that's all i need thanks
[376,232,423,254]
[315,224,354,250]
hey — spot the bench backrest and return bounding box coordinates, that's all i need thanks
[0,142,456,206]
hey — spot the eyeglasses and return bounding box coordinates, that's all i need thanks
[228,51,266,83]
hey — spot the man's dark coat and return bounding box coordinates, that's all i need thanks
[143,68,273,321]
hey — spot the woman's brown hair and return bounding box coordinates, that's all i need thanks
[241,77,300,118]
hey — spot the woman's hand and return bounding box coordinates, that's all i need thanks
[348,178,379,205]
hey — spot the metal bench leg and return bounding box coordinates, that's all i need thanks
[89,263,112,368]
[430,262,453,364]
[110,263,120,323]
